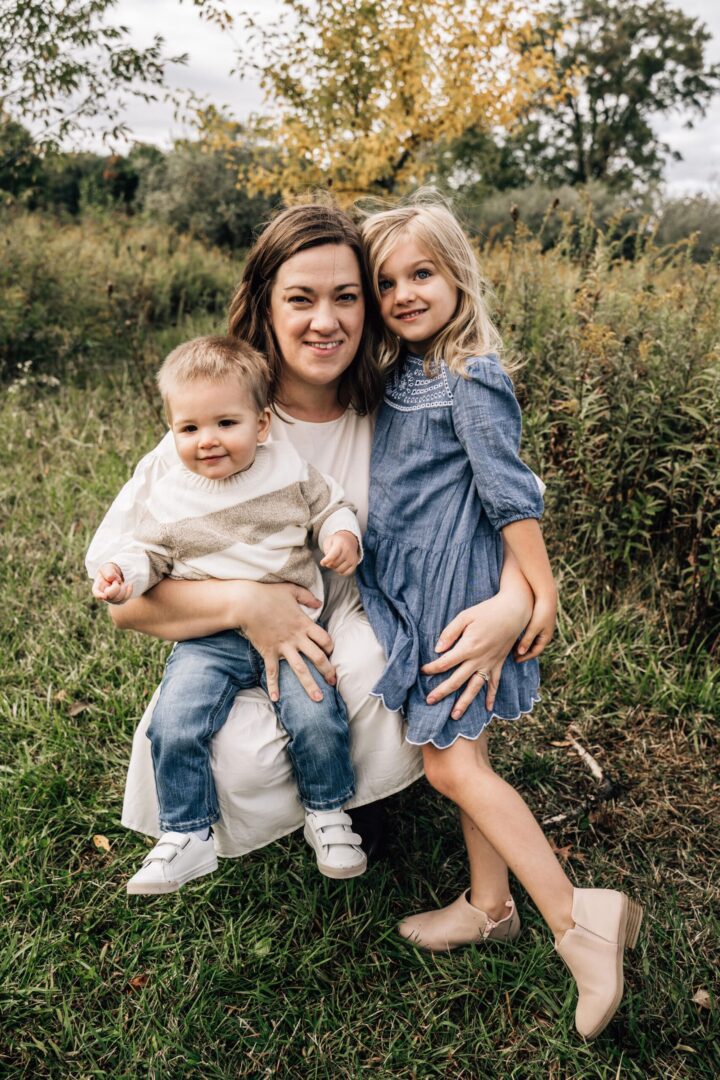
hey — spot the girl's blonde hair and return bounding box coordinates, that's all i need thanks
[360,192,502,377]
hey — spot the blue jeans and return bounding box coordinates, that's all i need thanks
[147,630,355,832]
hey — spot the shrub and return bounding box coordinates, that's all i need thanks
[461,182,651,255]
[655,193,720,263]
[137,141,281,250]
[483,229,720,636]
[0,211,239,382]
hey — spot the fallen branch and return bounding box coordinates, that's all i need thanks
[566,729,605,784]
[541,728,623,826]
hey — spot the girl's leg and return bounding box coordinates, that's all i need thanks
[461,733,512,922]
[423,736,574,937]
[398,732,531,950]
[422,735,644,1040]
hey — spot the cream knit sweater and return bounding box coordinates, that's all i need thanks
[97,441,362,615]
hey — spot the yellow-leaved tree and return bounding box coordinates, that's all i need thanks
[203,0,565,203]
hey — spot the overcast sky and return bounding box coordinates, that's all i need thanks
[108,0,720,194]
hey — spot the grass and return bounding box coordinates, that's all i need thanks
[2,353,719,1075]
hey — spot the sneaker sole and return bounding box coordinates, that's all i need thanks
[303,824,367,879]
[126,856,219,895]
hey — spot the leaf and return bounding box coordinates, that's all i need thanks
[252,937,272,958]
[92,834,111,852]
[692,989,711,1009]
[69,701,90,716]
[128,974,149,990]
[549,840,583,864]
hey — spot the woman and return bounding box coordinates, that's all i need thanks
[91,202,536,923]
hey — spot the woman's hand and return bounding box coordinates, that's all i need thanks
[236,581,337,703]
[109,577,336,702]
[421,589,531,720]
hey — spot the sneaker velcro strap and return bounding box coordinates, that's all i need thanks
[311,811,353,829]
[316,826,363,847]
[143,832,193,864]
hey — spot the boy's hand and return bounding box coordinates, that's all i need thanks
[92,562,133,605]
[320,531,360,576]
[515,586,557,663]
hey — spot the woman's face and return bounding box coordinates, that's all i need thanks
[269,244,365,398]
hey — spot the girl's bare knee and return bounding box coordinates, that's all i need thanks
[423,746,467,798]
[423,741,494,800]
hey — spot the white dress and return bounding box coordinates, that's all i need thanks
[87,408,424,856]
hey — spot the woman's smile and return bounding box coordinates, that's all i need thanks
[303,338,345,353]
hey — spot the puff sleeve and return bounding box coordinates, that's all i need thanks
[450,355,544,532]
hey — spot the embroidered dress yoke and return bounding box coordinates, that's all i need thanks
[357,353,543,749]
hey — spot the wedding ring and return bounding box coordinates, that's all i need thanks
[476,670,490,682]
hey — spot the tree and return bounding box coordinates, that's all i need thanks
[0,114,40,195]
[138,131,281,249]
[0,1,185,153]
[221,0,563,202]
[482,0,720,189]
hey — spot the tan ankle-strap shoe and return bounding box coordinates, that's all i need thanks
[398,891,521,952]
[556,887,644,1040]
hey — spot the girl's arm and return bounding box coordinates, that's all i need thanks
[108,577,337,701]
[426,358,553,717]
[502,518,557,660]
[420,544,533,717]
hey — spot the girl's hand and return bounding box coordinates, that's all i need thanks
[320,531,361,576]
[421,591,530,719]
[236,581,336,703]
[515,586,557,663]
[93,562,133,605]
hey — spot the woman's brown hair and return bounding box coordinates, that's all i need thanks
[228,201,385,415]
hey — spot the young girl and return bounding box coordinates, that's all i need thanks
[357,198,643,1040]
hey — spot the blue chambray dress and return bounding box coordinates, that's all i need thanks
[357,352,543,749]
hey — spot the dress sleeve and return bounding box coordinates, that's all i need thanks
[451,356,544,531]
[85,431,178,579]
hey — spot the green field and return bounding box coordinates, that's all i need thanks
[1,213,718,1077]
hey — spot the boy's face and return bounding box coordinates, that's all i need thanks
[168,377,271,480]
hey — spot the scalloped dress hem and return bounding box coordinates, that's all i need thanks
[367,689,542,750]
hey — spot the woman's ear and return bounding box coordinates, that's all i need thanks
[257,407,272,444]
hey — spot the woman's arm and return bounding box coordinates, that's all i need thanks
[109,577,337,699]
[420,545,534,717]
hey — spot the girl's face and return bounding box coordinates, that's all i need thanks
[269,244,365,398]
[377,235,458,354]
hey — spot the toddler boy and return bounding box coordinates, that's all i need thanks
[90,336,365,894]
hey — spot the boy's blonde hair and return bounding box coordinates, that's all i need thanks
[360,192,502,377]
[157,336,270,419]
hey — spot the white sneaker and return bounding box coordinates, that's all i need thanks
[126,832,218,895]
[303,810,367,879]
